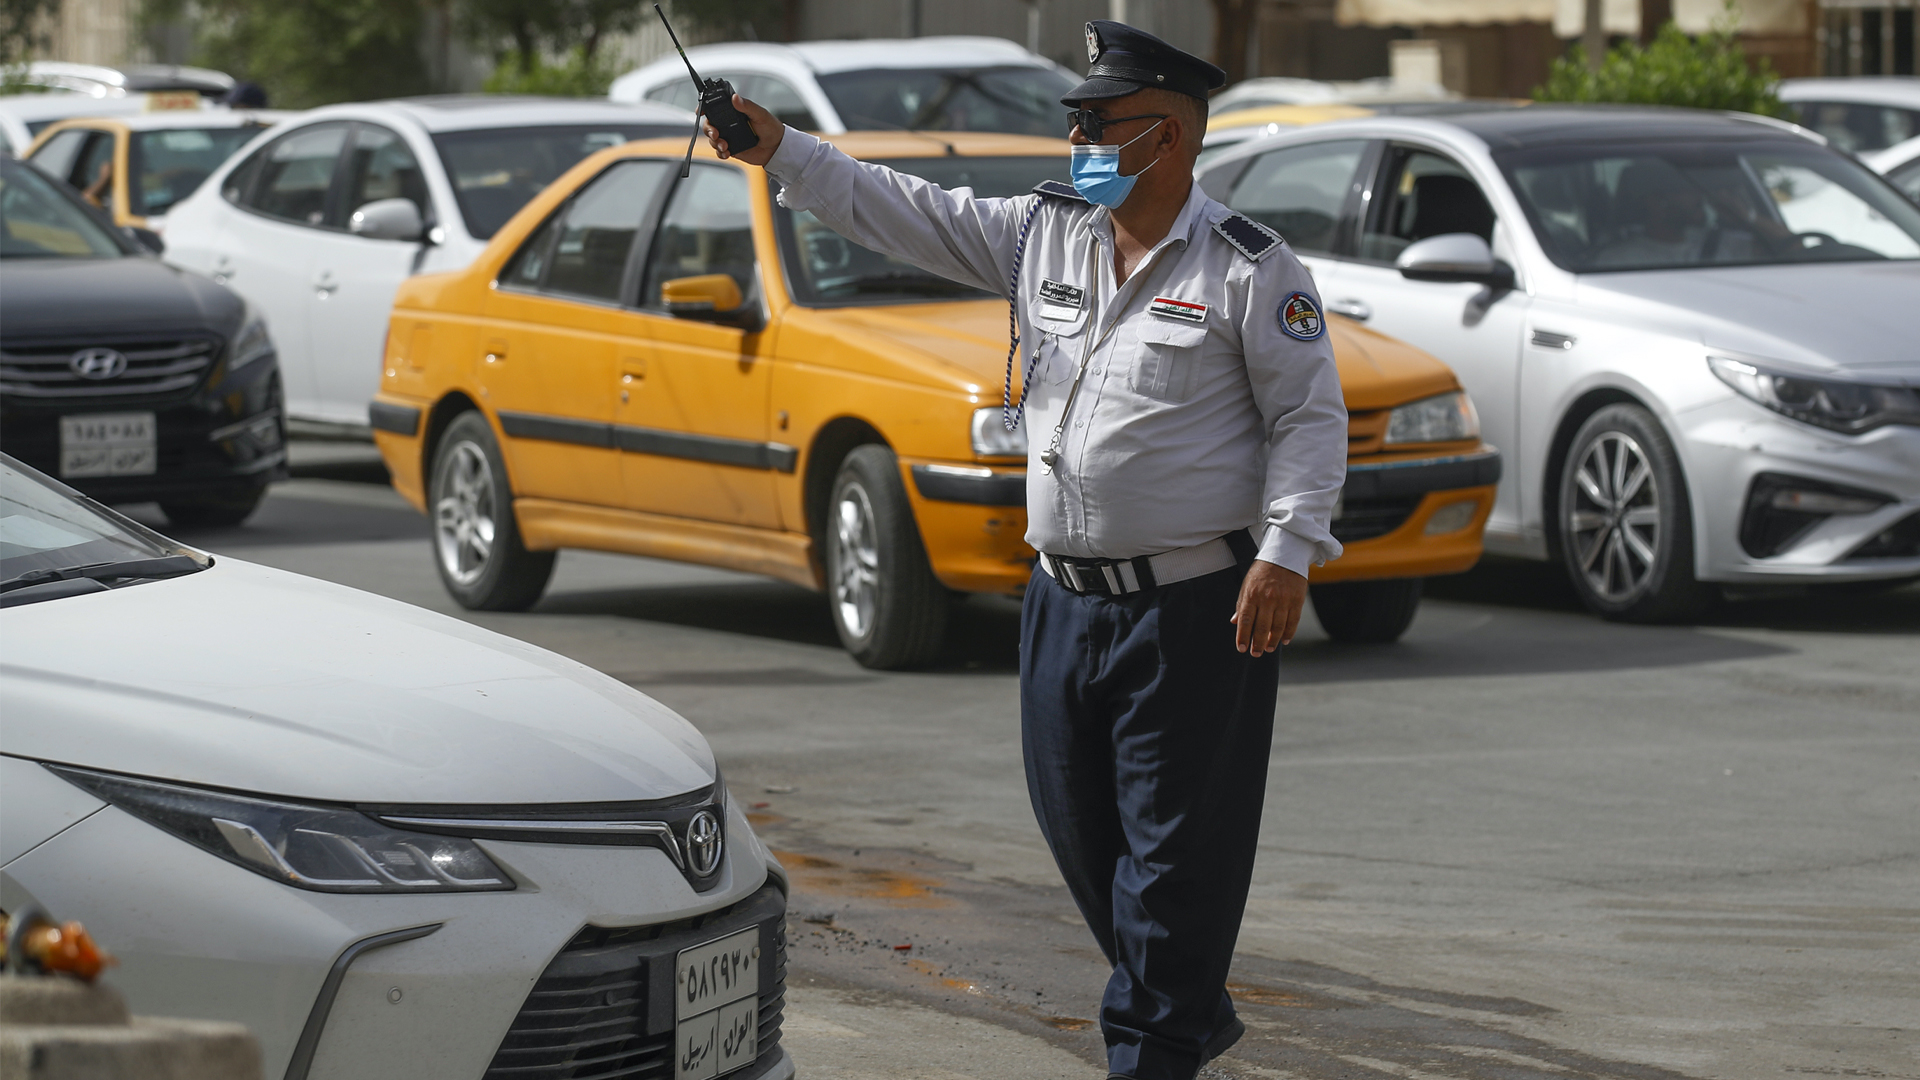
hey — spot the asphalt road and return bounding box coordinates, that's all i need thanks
[120,444,1920,1080]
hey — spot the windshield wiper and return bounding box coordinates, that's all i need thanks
[0,554,206,595]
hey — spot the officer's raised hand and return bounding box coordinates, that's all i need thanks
[703,95,784,166]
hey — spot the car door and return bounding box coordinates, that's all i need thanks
[1331,143,1530,535]
[624,163,779,528]
[303,123,435,428]
[205,121,355,423]
[485,159,677,507]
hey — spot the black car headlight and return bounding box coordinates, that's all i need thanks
[50,766,514,893]
[1709,357,1920,435]
[228,305,275,372]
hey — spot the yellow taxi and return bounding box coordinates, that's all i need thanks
[372,133,1498,668]
[23,110,284,231]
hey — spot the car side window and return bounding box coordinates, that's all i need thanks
[29,129,90,183]
[342,124,431,226]
[730,75,818,130]
[73,133,116,195]
[238,123,351,227]
[645,81,699,114]
[1890,158,1920,203]
[1223,139,1368,256]
[1792,101,1919,154]
[500,159,674,303]
[641,164,757,310]
[1361,147,1496,264]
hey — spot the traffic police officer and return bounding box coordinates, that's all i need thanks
[708,21,1347,1080]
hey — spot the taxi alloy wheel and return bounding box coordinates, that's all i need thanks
[1557,404,1713,623]
[430,411,554,612]
[826,446,947,670]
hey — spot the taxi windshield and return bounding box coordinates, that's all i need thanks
[433,123,686,239]
[1498,140,1920,273]
[130,126,265,217]
[775,154,1068,306]
[0,158,125,259]
[817,67,1075,137]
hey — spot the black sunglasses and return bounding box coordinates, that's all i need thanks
[1066,109,1169,143]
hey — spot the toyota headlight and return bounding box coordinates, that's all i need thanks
[50,766,513,893]
[228,305,275,372]
[1386,392,1480,445]
[1708,357,1920,435]
[971,406,1028,457]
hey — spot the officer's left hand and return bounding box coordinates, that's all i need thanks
[1232,560,1307,657]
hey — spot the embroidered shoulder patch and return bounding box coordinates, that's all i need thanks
[1278,292,1324,340]
[1033,179,1087,202]
[1148,296,1208,323]
[1214,212,1282,261]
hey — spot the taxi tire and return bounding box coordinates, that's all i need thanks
[160,485,266,528]
[826,445,948,670]
[1309,578,1422,644]
[430,411,554,612]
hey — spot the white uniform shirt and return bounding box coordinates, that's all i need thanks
[765,129,1347,577]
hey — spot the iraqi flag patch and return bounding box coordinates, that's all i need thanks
[1278,292,1324,340]
[1148,296,1207,323]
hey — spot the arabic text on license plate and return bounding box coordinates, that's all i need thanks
[60,413,156,479]
[674,927,759,1080]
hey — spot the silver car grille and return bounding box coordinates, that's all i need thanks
[0,337,219,399]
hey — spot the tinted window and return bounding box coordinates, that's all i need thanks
[645,81,698,113]
[128,127,262,217]
[0,159,125,258]
[730,74,817,129]
[502,160,673,302]
[341,124,430,224]
[242,123,350,226]
[643,164,756,308]
[1224,140,1366,255]
[29,128,90,182]
[817,67,1076,136]
[433,124,682,240]
[1792,101,1920,154]
[1500,141,1920,272]
[1362,148,1494,263]
[776,155,1068,305]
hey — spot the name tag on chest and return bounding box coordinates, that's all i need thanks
[1148,296,1208,323]
[1037,279,1085,322]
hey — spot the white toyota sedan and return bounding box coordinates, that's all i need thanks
[161,96,693,436]
[0,454,792,1080]
[1197,107,1920,620]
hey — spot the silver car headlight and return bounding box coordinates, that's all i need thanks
[971,406,1028,457]
[1385,391,1480,445]
[228,305,275,372]
[1709,357,1920,435]
[50,766,514,893]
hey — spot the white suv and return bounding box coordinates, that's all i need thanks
[161,96,691,434]
[610,37,1075,136]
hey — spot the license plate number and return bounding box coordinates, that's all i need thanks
[674,927,759,1079]
[60,412,155,478]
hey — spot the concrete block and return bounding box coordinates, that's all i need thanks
[0,976,260,1080]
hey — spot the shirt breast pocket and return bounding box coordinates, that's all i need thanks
[1131,320,1208,402]
[1032,308,1088,385]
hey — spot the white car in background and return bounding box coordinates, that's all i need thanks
[1866,133,1920,200]
[2,93,151,156]
[1196,107,1920,620]
[1209,75,1459,116]
[1779,76,1920,155]
[610,36,1075,135]
[161,95,693,435]
[1,63,236,153]
[0,453,793,1080]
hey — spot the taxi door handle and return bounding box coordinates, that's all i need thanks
[1328,298,1371,321]
[619,357,645,403]
[483,338,508,365]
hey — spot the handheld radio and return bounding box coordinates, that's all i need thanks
[654,4,759,164]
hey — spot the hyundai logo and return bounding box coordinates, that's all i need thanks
[68,348,128,380]
[685,810,723,877]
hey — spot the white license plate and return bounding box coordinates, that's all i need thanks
[674,927,760,1080]
[60,412,156,479]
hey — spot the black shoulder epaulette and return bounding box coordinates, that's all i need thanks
[1032,179,1087,202]
[1214,212,1283,261]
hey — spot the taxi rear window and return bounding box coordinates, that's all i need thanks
[433,124,682,239]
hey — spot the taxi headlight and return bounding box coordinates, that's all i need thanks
[50,766,514,893]
[1708,356,1920,435]
[228,305,275,372]
[971,406,1028,457]
[1386,392,1480,445]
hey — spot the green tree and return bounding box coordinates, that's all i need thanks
[1535,11,1786,118]
[663,0,790,41]
[482,46,616,97]
[2,0,61,82]
[463,0,651,95]
[144,0,430,108]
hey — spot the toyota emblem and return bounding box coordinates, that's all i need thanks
[68,348,128,380]
[685,810,723,877]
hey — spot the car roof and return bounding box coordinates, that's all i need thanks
[1209,104,1377,132]
[1779,77,1920,109]
[44,109,292,132]
[1413,105,1821,150]
[23,61,234,95]
[622,130,1068,163]
[0,93,151,122]
[670,37,1050,76]
[319,95,695,134]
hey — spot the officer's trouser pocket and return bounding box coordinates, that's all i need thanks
[1131,321,1207,402]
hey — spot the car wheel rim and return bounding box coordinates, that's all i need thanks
[435,441,496,587]
[832,482,880,641]
[1567,431,1661,603]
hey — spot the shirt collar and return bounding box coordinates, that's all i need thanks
[1089,181,1210,255]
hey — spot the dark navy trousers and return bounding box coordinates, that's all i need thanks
[1020,564,1282,1080]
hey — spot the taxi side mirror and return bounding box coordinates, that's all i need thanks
[662,274,754,326]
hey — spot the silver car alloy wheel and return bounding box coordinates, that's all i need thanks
[435,441,496,587]
[833,481,881,641]
[1566,430,1661,603]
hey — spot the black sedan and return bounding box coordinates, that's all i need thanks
[1,154,284,525]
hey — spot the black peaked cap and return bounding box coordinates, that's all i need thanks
[1062,20,1228,105]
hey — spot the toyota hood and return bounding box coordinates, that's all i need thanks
[0,559,715,805]
[1579,261,1920,378]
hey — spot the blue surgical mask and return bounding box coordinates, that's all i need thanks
[1069,119,1165,208]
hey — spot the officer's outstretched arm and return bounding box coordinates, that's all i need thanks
[703,94,783,167]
